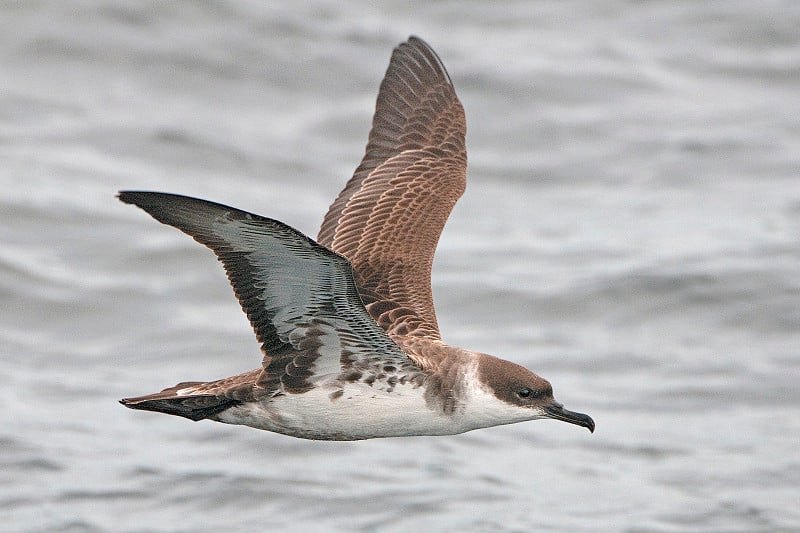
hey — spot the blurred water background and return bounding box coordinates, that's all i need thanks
[1,1,799,532]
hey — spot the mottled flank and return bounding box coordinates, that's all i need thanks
[119,37,594,440]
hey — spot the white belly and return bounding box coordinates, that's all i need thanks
[214,382,462,440]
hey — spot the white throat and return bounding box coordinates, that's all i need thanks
[453,361,548,432]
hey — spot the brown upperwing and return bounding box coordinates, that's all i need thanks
[317,37,467,341]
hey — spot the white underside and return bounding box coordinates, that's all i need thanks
[214,383,462,440]
[212,363,547,440]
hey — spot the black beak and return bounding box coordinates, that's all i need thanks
[544,402,595,433]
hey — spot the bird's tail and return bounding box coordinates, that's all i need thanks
[120,381,240,421]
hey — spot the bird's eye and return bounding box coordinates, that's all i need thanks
[518,388,532,398]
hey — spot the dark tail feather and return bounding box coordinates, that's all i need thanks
[120,382,240,422]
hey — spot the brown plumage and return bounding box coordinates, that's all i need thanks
[318,37,467,342]
[118,37,595,439]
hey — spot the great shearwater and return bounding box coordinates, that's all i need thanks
[119,37,595,440]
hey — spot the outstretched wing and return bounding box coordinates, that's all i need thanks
[317,36,467,341]
[119,191,419,395]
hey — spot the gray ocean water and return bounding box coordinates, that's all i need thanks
[2,1,799,532]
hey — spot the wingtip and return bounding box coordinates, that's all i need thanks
[402,35,433,55]
[117,190,145,205]
[118,191,181,213]
[117,190,138,205]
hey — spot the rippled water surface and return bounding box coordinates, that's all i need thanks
[2,2,799,532]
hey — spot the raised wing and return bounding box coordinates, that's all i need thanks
[119,191,420,395]
[317,36,467,341]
